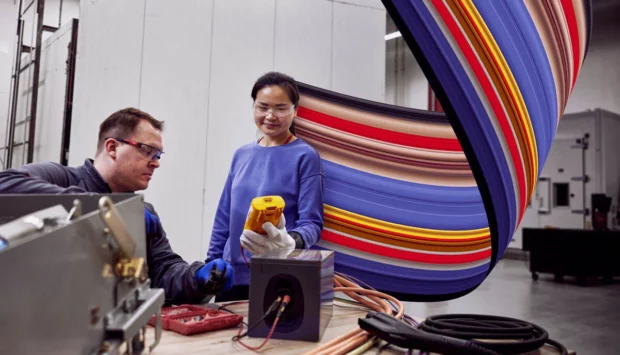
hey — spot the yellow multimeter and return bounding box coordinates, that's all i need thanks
[244,196,285,234]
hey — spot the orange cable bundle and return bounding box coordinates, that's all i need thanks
[302,274,405,355]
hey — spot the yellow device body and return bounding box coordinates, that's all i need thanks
[244,196,285,234]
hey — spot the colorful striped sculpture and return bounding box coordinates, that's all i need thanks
[295,0,592,300]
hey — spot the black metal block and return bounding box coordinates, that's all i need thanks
[248,249,334,342]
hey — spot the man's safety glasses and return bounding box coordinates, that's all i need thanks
[108,138,164,161]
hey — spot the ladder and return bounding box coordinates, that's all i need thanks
[1,0,61,170]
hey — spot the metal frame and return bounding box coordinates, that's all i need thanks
[0,194,164,354]
[26,0,46,164]
[2,0,75,170]
[4,14,25,169]
[60,18,79,166]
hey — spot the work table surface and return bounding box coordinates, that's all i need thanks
[146,302,575,355]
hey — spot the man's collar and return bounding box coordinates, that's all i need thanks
[83,159,113,193]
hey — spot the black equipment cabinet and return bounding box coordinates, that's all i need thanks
[522,228,620,282]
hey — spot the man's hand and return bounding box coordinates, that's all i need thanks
[240,214,296,255]
[195,259,234,293]
[144,208,160,235]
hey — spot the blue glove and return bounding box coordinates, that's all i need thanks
[195,259,234,293]
[144,208,159,235]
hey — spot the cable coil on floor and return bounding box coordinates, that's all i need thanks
[417,314,568,355]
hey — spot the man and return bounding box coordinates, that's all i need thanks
[0,107,233,305]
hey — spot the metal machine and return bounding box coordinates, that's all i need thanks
[0,194,164,355]
[511,108,620,249]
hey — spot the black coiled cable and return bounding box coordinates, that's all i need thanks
[418,314,568,355]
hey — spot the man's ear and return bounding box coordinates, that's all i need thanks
[104,138,118,159]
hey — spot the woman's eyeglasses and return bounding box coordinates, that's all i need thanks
[253,104,294,118]
[108,138,164,160]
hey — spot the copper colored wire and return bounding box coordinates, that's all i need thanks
[302,278,405,355]
[306,328,362,355]
[336,276,392,314]
[334,279,385,314]
[330,332,371,355]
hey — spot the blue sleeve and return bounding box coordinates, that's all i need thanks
[290,151,325,248]
[145,204,209,305]
[0,162,86,194]
[207,171,233,261]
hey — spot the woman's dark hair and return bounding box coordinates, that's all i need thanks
[251,71,299,135]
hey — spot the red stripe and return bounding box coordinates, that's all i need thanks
[299,129,469,170]
[297,106,462,152]
[431,0,527,217]
[542,1,571,105]
[325,213,490,243]
[459,2,536,191]
[560,0,580,90]
[321,229,491,264]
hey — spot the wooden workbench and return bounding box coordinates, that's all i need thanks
[146,302,575,355]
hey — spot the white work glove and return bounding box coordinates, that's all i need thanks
[240,214,296,255]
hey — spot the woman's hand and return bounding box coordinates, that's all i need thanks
[240,214,295,255]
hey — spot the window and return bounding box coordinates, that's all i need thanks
[553,183,569,207]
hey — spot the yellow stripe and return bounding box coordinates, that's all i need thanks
[324,204,489,240]
[460,0,539,202]
[325,218,491,248]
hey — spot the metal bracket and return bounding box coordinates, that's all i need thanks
[571,135,589,150]
[0,205,68,244]
[571,175,590,183]
[65,199,83,223]
[571,209,589,215]
[115,257,147,282]
[103,285,164,355]
[98,197,136,259]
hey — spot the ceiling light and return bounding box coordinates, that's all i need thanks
[385,31,402,41]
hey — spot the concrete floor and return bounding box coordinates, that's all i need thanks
[403,258,620,355]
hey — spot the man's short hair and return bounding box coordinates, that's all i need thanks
[97,108,164,154]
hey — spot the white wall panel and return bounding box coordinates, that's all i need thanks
[0,1,19,166]
[273,0,333,89]
[7,31,74,166]
[9,62,34,168]
[402,48,428,110]
[335,0,384,10]
[201,0,276,258]
[69,0,145,165]
[32,22,74,164]
[332,2,385,102]
[0,90,8,167]
[564,19,620,115]
[0,1,79,169]
[601,112,620,227]
[385,37,428,110]
[385,38,397,106]
[139,0,214,262]
[0,91,8,161]
[19,0,80,47]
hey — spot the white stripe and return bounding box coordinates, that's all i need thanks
[318,240,490,271]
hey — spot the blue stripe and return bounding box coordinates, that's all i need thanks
[315,245,489,295]
[396,0,516,255]
[323,160,488,230]
[474,0,557,175]
[503,0,559,167]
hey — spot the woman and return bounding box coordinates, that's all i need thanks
[207,71,325,301]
